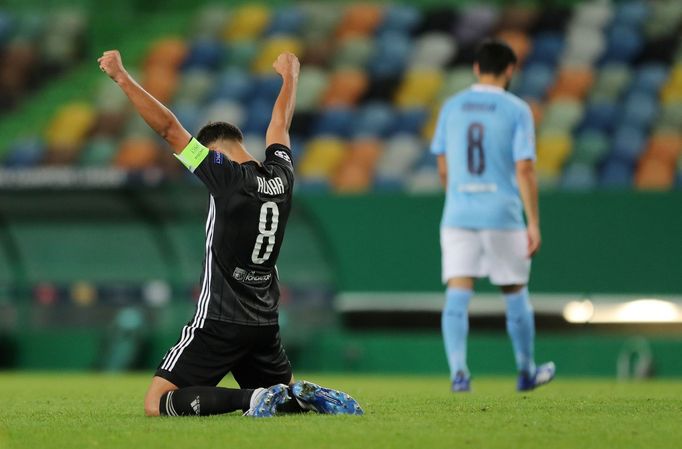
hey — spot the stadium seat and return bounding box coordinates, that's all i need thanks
[114,137,160,169]
[312,108,354,137]
[376,134,423,180]
[620,91,658,129]
[548,67,594,100]
[438,67,476,101]
[266,7,305,36]
[599,158,634,188]
[295,67,328,111]
[222,40,258,69]
[516,63,555,99]
[496,30,531,63]
[182,38,223,71]
[352,102,395,138]
[395,69,444,108]
[368,31,411,79]
[580,100,618,132]
[332,139,382,193]
[332,37,374,70]
[212,68,253,103]
[321,69,368,107]
[298,137,346,181]
[591,63,632,101]
[536,132,572,175]
[602,24,643,64]
[540,99,584,133]
[561,162,597,190]
[454,5,499,48]
[572,129,609,165]
[45,102,96,148]
[377,5,421,36]
[252,36,304,74]
[222,4,271,41]
[635,157,674,190]
[409,33,457,69]
[80,137,116,167]
[200,99,245,128]
[2,138,45,168]
[336,4,383,39]
[526,32,564,66]
[610,126,647,162]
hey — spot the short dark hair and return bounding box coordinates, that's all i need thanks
[474,39,518,76]
[197,121,244,146]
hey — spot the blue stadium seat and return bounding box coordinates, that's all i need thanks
[266,7,305,36]
[312,108,354,137]
[561,162,597,190]
[613,1,649,28]
[601,24,643,64]
[377,5,421,36]
[212,69,253,103]
[252,75,283,102]
[173,103,201,134]
[610,126,647,162]
[374,176,406,191]
[619,91,658,129]
[516,63,554,99]
[392,108,428,136]
[631,64,669,94]
[182,38,224,71]
[599,158,634,188]
[352,102,395,138]
[3,138,44,168]
[526,33,564,66]
[243,99,273,135]
[368,31,411,79]
[580,100,618,132]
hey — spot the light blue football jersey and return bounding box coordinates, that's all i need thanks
[430,84,536,230]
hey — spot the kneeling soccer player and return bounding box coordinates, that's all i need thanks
[98,49,363,417]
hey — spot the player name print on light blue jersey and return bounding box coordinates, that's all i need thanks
[431,84,536,230]
[257,176,286,196]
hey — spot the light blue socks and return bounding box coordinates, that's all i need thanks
[442,288,472,379]
[504,287,536,375]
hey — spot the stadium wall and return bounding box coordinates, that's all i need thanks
[1,190,681,376]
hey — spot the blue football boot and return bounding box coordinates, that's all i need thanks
[244,384,290,417]
[290,381,364,415]
[517,361,556,392]
[451,371,471,392]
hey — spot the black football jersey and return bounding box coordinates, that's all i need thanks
[189,140,294,326]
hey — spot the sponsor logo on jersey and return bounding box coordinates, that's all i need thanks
[213,151,224,165]
[233,267,272,284]
[274,150,291,163]
[257,176,285,196]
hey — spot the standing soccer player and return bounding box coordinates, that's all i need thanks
[431,40,555,392]
[98,50,363,417]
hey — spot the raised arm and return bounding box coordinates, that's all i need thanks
[266,52,300,148]
[516,159,541,257]
[98,50,190,153]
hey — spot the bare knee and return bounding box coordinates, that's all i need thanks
[144,376,178,417]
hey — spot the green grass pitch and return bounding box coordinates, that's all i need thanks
[0,373,680,449]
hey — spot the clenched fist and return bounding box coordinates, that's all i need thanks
[272,52,300,79]
[98,50,128,83]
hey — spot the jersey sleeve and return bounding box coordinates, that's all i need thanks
[430,102,450,156]
[264,143,294,174]
[512,103,536,161]
[175,138,237,196]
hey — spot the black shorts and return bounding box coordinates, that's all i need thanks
[155,319,292,389]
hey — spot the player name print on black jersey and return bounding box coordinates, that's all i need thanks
[257,176,286,196]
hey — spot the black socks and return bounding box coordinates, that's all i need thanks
[159,386,254,416]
